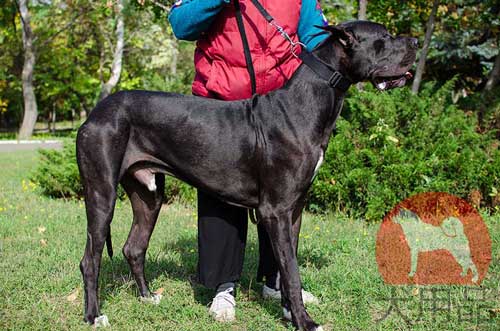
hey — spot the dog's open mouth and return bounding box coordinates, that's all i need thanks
[372,72,413,91]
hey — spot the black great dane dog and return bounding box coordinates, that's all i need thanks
[77,21,417,330]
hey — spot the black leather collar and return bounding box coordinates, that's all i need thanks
[299,51,352,92]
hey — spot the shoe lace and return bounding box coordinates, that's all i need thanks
[210,288,235,308]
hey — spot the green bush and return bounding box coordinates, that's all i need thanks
[308,79,500,220]
[31,141,83,199]
[31,139,196,203]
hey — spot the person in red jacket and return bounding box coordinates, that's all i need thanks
[169,0,328,322]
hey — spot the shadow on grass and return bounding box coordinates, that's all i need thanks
[97,229,331,321]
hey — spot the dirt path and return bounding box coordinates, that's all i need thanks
[0,140,63,152]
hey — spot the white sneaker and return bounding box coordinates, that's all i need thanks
[209,288,236,322]
[262,285,319,305]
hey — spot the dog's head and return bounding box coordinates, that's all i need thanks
[392,208,420,225]
[317,21,418,90]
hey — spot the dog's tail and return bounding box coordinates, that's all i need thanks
[440,216,463,238]
[106,226,113,259]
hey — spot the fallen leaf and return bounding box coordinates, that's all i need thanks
[489,308,500,317]
[67,288,79,302]
[412,287,419,296]
[155,287,164,295]
[40,239,47,247]
[38,226,46,234]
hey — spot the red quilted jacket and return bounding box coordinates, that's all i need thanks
[192,0,302,100]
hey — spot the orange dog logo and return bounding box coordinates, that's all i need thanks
[376,192,491,285]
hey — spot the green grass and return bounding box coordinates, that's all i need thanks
[0,151,498,330]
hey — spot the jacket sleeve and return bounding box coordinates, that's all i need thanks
[168,0,230,41]
[298,0,330,51]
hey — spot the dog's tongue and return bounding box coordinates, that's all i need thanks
[376,72,412,91]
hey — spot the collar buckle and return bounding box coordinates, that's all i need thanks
[328,71,343,88]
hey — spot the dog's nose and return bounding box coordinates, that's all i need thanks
[408,38,418,49]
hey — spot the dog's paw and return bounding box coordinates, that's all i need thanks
[140,293,162,305]
[315,326,325,331]
[93,315,110,328]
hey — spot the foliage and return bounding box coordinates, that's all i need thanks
[367,0,500,93]
[31,139,83,199]
[0,0,194,129]
[2,0,499,131]
[308,80,500,220]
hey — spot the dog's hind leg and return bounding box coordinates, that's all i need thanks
[77,118,129,326]
[121,172,165,303]
[79,172,118,325]
[260,211,322,331]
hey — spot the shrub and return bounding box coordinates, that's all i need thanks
[308,80,500,220]
[32,141,83,199]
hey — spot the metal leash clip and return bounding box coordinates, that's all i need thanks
[269,20,306,58]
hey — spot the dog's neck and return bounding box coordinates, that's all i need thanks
[312,39,354,82]
[263,41,351,150]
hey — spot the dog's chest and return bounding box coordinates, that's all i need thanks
[311,150,324,182]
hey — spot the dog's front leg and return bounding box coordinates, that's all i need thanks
[261,213,321,331]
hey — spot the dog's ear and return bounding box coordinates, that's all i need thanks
[315,25,356,48]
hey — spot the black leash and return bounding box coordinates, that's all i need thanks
[234,0,257,95]
[233,0,351,95]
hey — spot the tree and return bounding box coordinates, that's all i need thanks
[485,51,500,91]
[411,0,439,94]
[356,0,367,90]
[17,0,38,139]
[98,0,125,101]
[358,0,367,20]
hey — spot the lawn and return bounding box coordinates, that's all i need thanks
[0,150,498,331]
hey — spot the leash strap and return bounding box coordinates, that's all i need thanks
[234,0,257,95]
[299,52,352,92]
[251,0,304,57]
[249,0,273,22]
[234,0,351,94]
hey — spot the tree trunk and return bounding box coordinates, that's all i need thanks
[170,39,178,76]
[80,102,87,121]
[485,50,500,91]
[18,0,38,139]
[358,0,367,20]
[411,0,439,94]
[51,106,56,134]
[356,0,368,90]
[98,0,125,101]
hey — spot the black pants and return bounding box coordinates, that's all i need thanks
[197,189,279,289]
